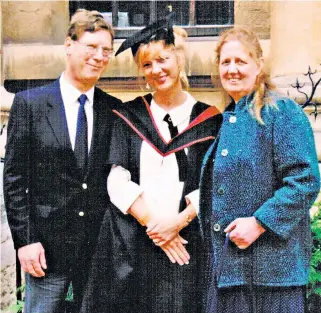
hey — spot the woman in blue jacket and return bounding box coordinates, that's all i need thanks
[200,26,320,313]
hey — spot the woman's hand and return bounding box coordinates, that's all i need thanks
[146,203,197,246]
[160,235,190,266]
[146,215,180,246]
[224,217,266,249]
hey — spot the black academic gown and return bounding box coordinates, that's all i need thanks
[80,94,222,313]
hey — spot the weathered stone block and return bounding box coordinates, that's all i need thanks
[234,0,271,39]
[2,0,69,44]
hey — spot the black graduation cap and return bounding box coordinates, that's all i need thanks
[115,13,176,57]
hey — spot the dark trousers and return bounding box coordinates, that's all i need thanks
[24,242,92,313]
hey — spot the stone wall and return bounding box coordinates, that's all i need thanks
[2,0,69,45]
[234,0,271,39]
[270,1,321,78]
[2,38,271,81]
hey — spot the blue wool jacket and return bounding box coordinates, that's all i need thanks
[199,92,320,288]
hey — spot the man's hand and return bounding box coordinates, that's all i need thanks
[224,217,266,249]
[160,235,190,266]
[18,242,47,277]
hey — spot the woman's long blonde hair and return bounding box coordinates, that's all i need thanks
[134,27,189,89]
[216,26,276,123]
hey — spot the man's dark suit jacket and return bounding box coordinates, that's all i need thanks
[3,79,121,273]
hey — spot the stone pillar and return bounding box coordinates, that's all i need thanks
[234,0,271,39]
[270,1,321,78]
[0,0,12,160]
[0,1,11,159]
[270,1,321,161]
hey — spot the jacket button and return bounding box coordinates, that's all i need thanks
[229,116,237,123]
[221,149,228,156]
[82,183,87,190]
[213,223,221,232]
[217,187,225,195]
[79,211,85,217]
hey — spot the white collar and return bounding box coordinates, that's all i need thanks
[59,72,94,107]
[151,92,196,127]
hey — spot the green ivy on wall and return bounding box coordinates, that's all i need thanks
[308,201,321,312]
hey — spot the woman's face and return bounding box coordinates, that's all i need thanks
[140,42,181,92]
[219,40,262,102]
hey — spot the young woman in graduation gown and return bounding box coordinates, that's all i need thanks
[80,16,222,313]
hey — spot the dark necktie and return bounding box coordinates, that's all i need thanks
[163,113,188,182]
[74,94,88,174]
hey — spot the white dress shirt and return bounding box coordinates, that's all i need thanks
[59,73,94,152]
[108,92,200,217]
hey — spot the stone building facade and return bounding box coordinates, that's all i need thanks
[1,0,321,310]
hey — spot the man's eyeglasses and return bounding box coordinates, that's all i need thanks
[74,41,114,59]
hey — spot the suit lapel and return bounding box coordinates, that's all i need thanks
[45,80,73,151]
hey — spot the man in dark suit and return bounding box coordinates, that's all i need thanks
[3,9,121,313]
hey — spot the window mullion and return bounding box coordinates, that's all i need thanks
[150,0,157,23]
[112,0,118,27]
[228,1,234,24]
[189,0,196,26]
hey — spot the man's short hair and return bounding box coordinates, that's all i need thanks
[67,9,114,42]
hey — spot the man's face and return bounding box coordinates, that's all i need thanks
[65,30,113,88]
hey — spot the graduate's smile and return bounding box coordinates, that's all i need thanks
[227,76,241,84]
[154,75,168,85]
[140,43,181,92]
